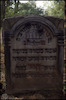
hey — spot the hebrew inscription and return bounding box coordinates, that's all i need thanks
[10,22,57,80]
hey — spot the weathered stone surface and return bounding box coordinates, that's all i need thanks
[2,15,64,99]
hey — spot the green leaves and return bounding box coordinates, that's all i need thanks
[44,1,65,18]
[2,0,65,20]
[5,1,44,18]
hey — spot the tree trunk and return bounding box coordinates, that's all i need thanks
[0,1,1,28]
[7,0,10,6]
[14,0,19,14]
[1,0,5,19]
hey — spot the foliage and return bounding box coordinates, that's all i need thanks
[44,1,65,18]
[5,1,43,18]
[0,0,65,28]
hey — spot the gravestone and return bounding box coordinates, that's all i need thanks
[2,15,64,99]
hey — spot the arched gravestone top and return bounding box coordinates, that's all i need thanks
[10,16,58,36]
[3,15,64,99]
[3,15,64,31]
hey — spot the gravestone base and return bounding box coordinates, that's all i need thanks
[12,90,63,99]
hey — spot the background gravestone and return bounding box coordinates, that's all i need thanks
[2,15,64,99]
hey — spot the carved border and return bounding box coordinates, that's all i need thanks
[3,16,64,94]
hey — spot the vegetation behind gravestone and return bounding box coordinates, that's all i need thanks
[0,0,65,29]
